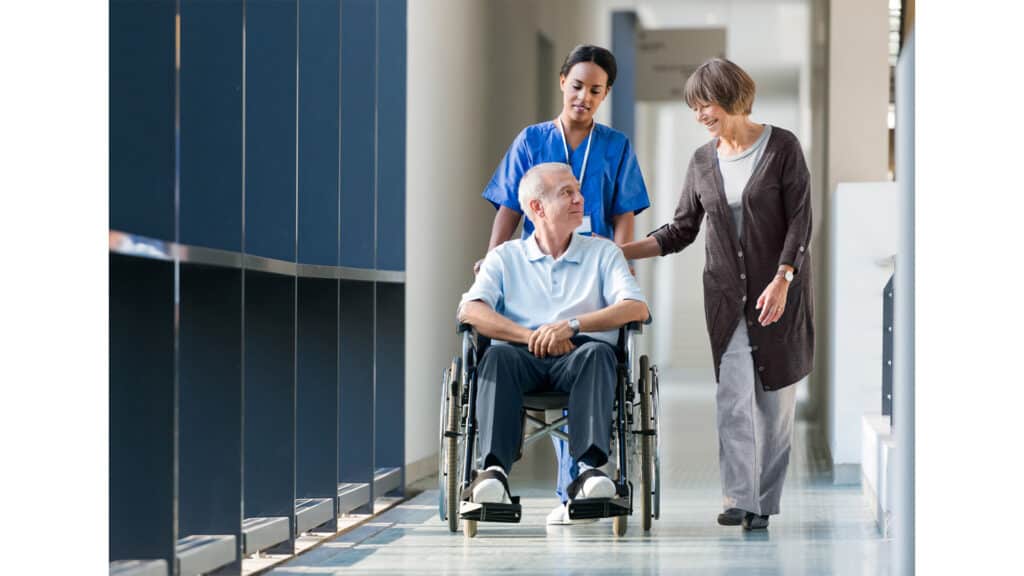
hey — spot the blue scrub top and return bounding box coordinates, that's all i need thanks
[483,121,650,239]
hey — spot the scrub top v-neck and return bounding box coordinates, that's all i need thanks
[483,121,650,239]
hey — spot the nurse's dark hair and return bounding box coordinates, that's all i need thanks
[683,58,756,115]
[560,44,617,88]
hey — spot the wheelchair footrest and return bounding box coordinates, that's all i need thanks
[459,497,522,523]
[567,496,630,520]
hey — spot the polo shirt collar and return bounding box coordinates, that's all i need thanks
[526,232,583,264]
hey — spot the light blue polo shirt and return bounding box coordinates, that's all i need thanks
[458,233,648,346]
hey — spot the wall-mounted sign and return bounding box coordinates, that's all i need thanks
[635,28,727,102]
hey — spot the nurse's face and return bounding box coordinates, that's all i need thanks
[692,100,731,137]
[559,62,610,125]
[536,171,585,232]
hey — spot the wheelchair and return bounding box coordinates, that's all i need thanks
[437,321,661,538]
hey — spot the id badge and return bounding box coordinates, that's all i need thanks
[574,213,593,236]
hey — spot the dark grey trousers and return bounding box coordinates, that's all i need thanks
[475,340,617,472]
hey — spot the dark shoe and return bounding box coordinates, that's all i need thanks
[742,512,769,531]
[717,507,746,526]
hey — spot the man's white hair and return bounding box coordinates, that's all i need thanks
[518,163,574,221]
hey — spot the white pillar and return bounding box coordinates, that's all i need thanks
[405,0,493,475]
[893,29,915,576]
[825,0,891,481]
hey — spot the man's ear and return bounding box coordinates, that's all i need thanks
[530,198,544,219]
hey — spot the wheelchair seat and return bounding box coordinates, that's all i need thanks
[522,391,569,411]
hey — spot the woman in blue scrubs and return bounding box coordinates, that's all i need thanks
[477,44,650,525]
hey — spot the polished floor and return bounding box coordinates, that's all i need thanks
[270,369,892,575]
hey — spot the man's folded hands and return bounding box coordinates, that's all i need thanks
[527,321,576,358]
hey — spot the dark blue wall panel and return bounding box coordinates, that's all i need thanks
[298,0,341,266]
[297,278,340,530]
[340,0,377,268]
[110,0,175,241]
[109,255,175,566]
[374,284,404,483]
[179,265,243,569]
[611,11,637,142]
[246,0,298,262]
[180,0,243,252]
[339,281,374,500]
[376,0,406,271]
[244,271,296,550]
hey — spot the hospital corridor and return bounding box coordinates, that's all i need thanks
[98,0,922,574]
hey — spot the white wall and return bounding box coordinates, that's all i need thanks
[822,0,891,476]
[829,182,897,483]
[404,0,585,479]
[405,0,493,475]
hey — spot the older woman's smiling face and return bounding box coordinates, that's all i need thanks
[692,100,730,136]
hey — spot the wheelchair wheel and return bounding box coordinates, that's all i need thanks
[443,357,462,533]
[638,355,654,532]
[437,367,448,522]
[651,364,661,520]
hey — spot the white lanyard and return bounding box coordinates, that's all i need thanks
[557,118,594,190]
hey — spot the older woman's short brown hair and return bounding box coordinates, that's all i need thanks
[683,58,756,115]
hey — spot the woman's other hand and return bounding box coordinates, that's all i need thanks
[756,276,790,326]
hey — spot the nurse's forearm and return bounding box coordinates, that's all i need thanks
[621,237,662,260]
[487,206,522,251]
[612,211,635,246]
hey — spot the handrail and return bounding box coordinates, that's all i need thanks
[109,230,405,283]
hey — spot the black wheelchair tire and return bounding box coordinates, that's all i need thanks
[445,357,462,533]
[639,354,654,532]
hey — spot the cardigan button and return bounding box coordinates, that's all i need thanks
[758,366,765,372]
[740,273,746,280]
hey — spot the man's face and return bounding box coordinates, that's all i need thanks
[534,170,584,233]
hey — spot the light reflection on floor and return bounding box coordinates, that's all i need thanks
[270,369,892,575]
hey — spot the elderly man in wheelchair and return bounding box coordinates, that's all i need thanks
[442,162,659,538]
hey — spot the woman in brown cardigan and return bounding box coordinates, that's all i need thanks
[622,58,813,531]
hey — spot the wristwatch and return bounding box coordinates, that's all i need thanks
[568,318,581,336]
[777,268,794,282]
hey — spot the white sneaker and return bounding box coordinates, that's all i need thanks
[545,502,598,525]
[471,466,510,504]
[575,471,615,500]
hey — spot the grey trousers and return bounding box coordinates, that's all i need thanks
[717,320,797,516]
[475,340,616,472]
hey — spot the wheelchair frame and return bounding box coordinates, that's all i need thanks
[438,321,660,538]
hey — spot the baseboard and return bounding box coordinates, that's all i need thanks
[832,463,861,485]
[405,452,437,487]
